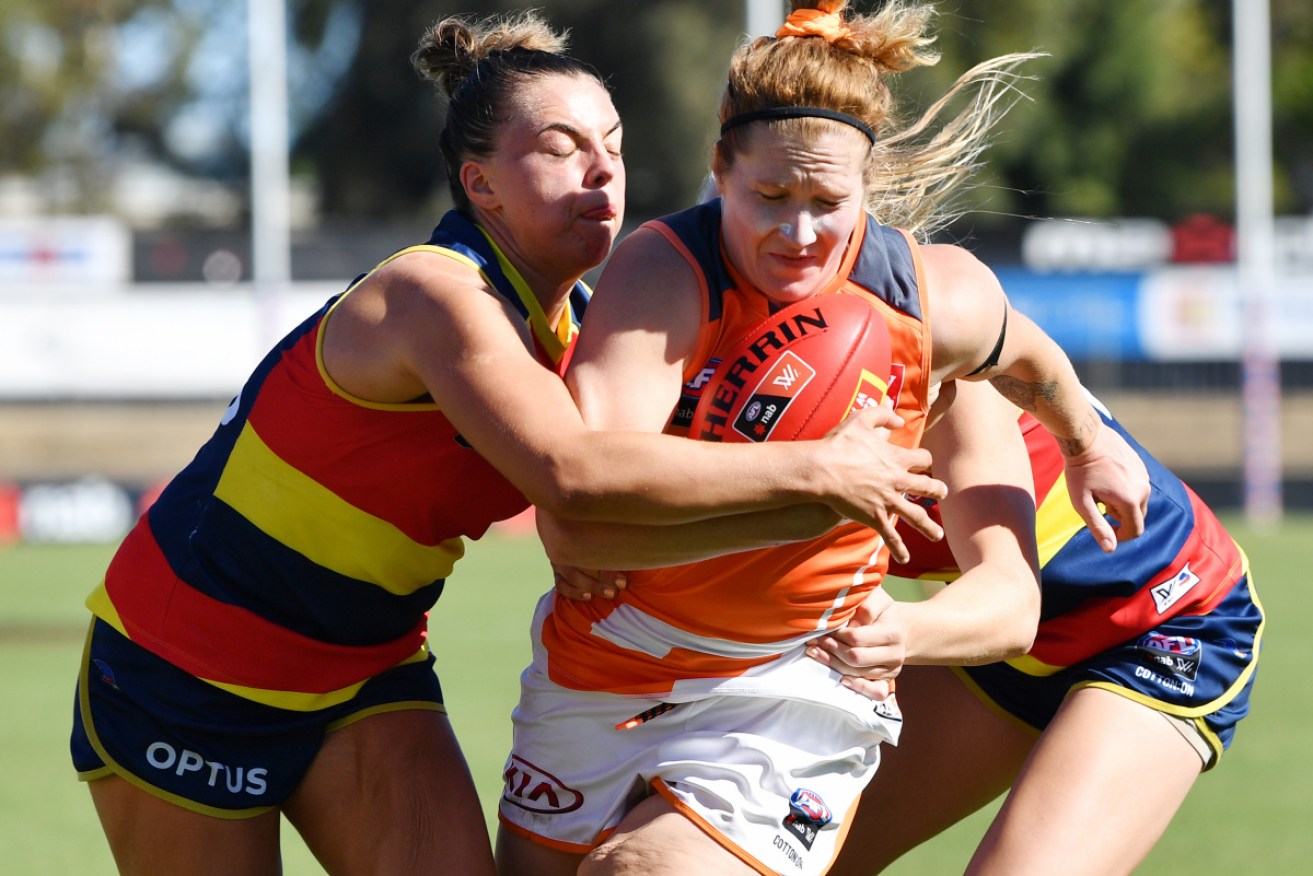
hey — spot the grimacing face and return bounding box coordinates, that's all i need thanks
[471,73,625,285]
[715,123,869,304]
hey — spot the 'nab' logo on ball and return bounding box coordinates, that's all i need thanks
[689,293,893,444]
[732,351,817,442]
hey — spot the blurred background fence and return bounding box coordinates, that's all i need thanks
[2,0,1311,545]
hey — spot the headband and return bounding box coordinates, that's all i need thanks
[719,106,877,145]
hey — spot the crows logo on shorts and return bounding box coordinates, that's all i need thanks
[782,788,832,850]
[92,658,120,690]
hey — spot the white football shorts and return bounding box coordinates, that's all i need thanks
[498,595,903,875]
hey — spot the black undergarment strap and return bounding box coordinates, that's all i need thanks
[966,304,1009,377]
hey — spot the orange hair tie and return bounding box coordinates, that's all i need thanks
[776,7,851,43]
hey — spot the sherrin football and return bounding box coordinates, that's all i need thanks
[688,293,892,444]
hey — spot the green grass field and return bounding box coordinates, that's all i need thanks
[3,514,1310,874]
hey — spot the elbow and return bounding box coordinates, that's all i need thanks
[525,485,578,521]
[516,453,570,518]
[535,509,578,565]
[1002,580,1041,657]
[534,508,609,568]
[1002,623,1038,660]
[522,454,612,522]
[979,568,1040,661]
[980,622,1036,664]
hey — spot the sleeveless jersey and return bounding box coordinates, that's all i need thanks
[540,201,933,697]
[86,210,588,710]
[889,397,1250,675]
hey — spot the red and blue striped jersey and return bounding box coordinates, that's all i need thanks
[87,210,586,709]
[889,399,1249,675]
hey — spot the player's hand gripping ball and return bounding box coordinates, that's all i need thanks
[689,293,892,443]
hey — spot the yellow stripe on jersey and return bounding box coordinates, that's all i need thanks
[85,581,123,631]
[1034,472,1090,568]
[314,244,471,411]
[215,422,465,594]
[476,226,579,358]
[88,573,433,711]
[203,646,431,711]
[1002,472,1097,676]
[1002,651,1066,676]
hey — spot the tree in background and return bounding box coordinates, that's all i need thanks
[298,0,743,223]
[0,0,183,213]
[929,0,1312,223]
[3,0,1311,232]
[0,0,356,223]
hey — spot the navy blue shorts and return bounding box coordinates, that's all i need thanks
[958,575,1263,769]
[71,618,444,817]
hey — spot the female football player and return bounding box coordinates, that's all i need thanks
[496,3,1150,874]
[815,381,1261,876]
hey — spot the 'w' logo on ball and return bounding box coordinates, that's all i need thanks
[773,364,801,389]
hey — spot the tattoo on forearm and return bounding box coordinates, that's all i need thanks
[989,375,1058,413]
[991,375,1099,456]
[1053,434,1089,457]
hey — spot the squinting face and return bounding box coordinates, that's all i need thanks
[476,74,625,284]
[715,124,868,304]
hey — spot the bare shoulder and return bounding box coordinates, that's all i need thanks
[568,225,707,428]
[322,249,519,401]
[587,227,700,321]
[921,243,1008,383]
[920,243,1001,299]
[376,249,494,313]
[607,224,694,274]
[576,226,703,358]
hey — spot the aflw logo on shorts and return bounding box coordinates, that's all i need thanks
[1137,632,1202,681]
[782,787,832,850]
[501,755,584,814]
